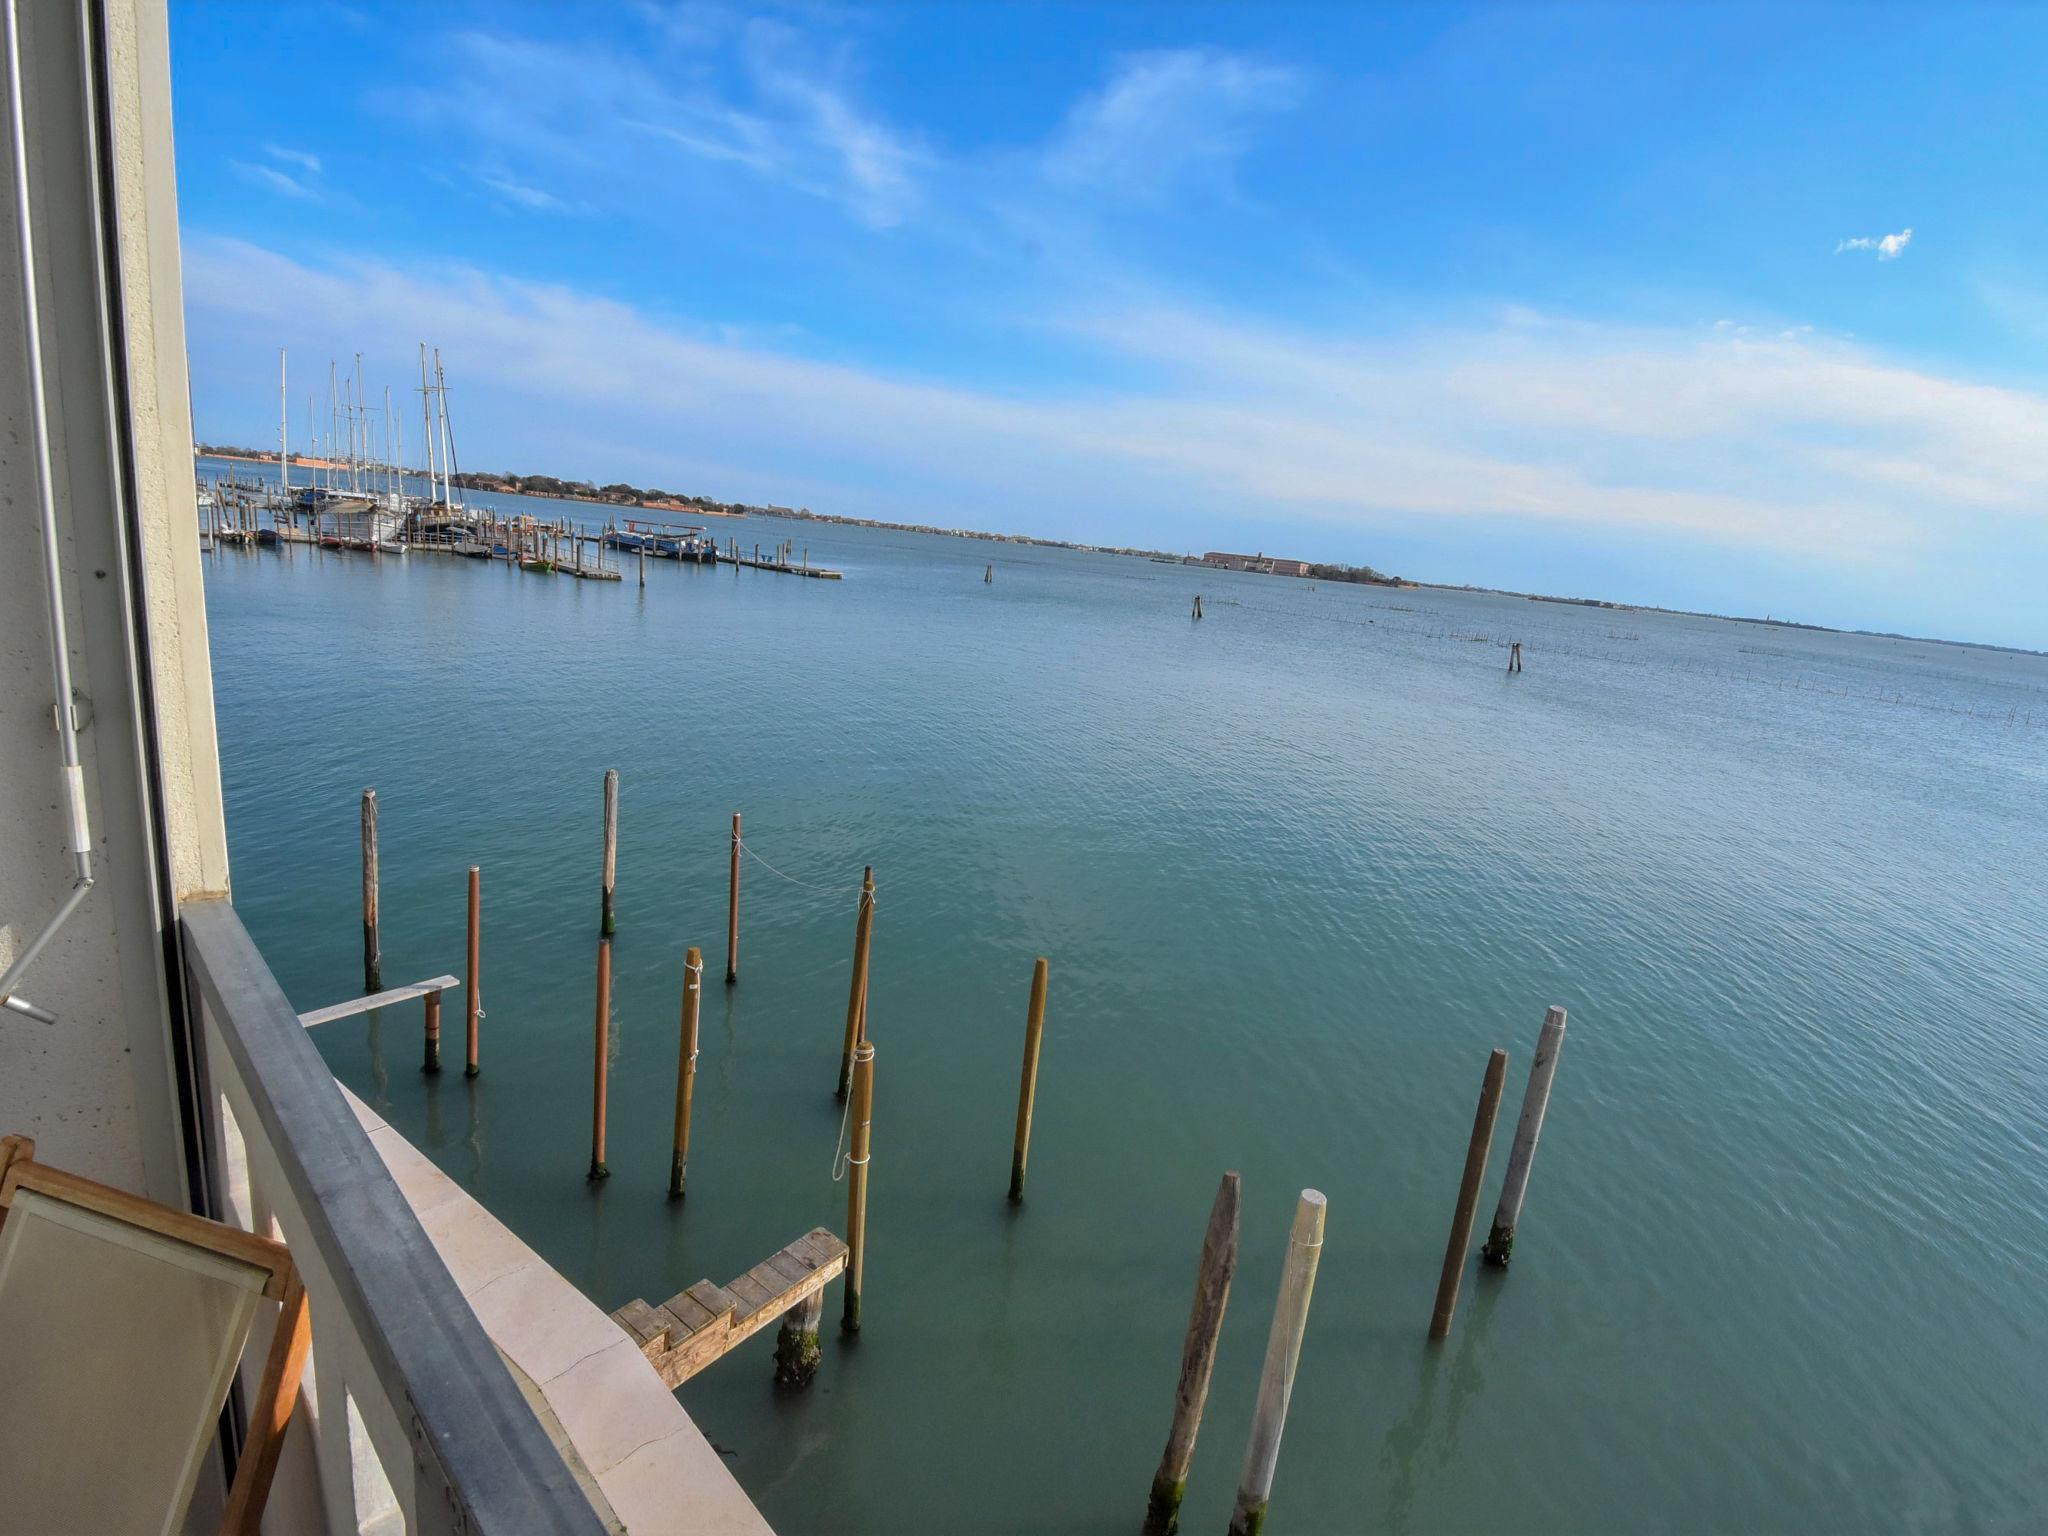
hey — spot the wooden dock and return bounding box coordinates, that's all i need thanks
[611,1228,849,1388]
[716,553,842,579]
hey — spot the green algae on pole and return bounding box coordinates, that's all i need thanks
[589,938,612,1180]
[1143,1171,1241,1536]
[1007,957,1050,1202]
[1228,1189,1327,1536]
[360,789,380,993]
[843,1039,875,1333]
[600,769,618,936]
[1483,1007,1568,1269]
[838,867,876,1099]
[726,811,741,984]
[774,1287,824,1387]
[1430,1048,1508,1339]
[670,945,703,1198]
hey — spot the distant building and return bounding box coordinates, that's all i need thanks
[1202,551,1312,577]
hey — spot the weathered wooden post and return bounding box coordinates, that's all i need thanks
[1143,1171,1242,1536]
[775,1289,824,1387]
[638,543,645,587]
[984,563,993,584]
[464,866,481,1076]
[725,812,741,984]
[422,988,441,1074]
[837,868,876,1099]
[600,769,619,936]
[360,789,381,993]
[669,946,702,1198]
[1430,1048,1508,1339]
[843,1039,875,1334]
[1228,1189,1327,1536]
[590,939,612,1180]
[1483,1008,1567,1268]
[1007,957,1051,1202]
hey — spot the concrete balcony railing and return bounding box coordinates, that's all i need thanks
[180,897,608,1536]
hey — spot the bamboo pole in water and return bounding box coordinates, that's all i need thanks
[600,769,619,936]
[670,946,702,1198]
[1430,1048,1508,1338]
[464,866,481,1076]
[1228,1189,1327,1536]
[360,789,380,993]
[726,812,741,984]
[1483,1008,1568,1269]
[589,939,612,1180]
[843,1040,875,1333]
[1007,957,1050,1202]
[838,867,876,1099]
[1143,1171,1242,1536]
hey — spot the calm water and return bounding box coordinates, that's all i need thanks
[199,464,2048,1534]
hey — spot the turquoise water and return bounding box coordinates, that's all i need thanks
[200,464,2048,1533]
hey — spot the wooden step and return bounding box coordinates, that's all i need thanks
[614,1228,850,1388]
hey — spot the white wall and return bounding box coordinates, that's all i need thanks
[0,0,224,1205]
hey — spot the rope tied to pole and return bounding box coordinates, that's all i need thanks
[832,1040,876,1181]
[736,835,875,906]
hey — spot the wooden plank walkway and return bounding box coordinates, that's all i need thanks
[714,553,843,580]
[610,1228,849,1389]
[299,974,460,1029]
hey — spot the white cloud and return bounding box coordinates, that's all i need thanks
[423,24,923,230]
[231,161,318,201]
[477,170,575,214]
[183,239,2048,567]
[1043,49,1302,198]
[265,144,322,176]
[1836,227,1913,260]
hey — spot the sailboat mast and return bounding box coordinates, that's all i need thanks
[353,352,365,493]
[278,347,288,490]
[434,348,455,510]
[418,342,439,504]
[327,359,336,494]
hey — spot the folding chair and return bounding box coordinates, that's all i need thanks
[0,1133,310,1535]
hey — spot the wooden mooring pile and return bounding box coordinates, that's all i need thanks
[309,773,1577,1528]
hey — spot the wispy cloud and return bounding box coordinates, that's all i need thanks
[422,21,924,230]
[264,143,322,176]
[185,238,2048,566]
[1836,227,1913,260]
[1043,49,1303,199]
[476,169,577,215]
[231,161,318,201]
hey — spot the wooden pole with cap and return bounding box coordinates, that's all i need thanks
[725,812,741,984]
[1228,1189,1327,1536]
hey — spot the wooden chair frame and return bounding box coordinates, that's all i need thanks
[0,1133,311,1536]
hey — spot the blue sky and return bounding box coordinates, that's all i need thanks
[171,3,2048,646]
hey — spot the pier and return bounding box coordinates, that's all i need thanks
[612,1229,850,1388]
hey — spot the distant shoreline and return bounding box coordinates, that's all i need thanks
[193,446,2039,656]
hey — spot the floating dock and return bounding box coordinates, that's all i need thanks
[716,552,842,579]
